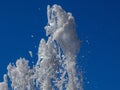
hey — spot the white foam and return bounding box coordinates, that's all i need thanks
[0,4,83,90]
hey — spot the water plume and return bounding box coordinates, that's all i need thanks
[0,4,83,90]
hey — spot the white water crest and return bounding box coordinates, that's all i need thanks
[0,4,83,90]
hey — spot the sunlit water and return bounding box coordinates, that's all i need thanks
[0,4,83,90]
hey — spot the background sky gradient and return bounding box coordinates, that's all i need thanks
[0,0,120,90]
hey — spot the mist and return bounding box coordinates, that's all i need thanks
[0,4,83,90]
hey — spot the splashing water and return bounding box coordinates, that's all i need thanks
[0,4,83,90]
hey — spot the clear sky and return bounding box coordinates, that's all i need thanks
[0,0,120,90]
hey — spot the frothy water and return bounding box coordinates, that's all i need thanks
[0,4,83,90]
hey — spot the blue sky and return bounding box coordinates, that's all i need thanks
[0,0,120,90]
